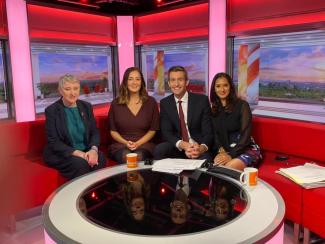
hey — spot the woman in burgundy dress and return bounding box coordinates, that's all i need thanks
[108,67,159,164]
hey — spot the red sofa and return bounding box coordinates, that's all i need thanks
[252,116,325,239]
[0,120,63,226]
[1,114,324,240]
[0,116,112,226]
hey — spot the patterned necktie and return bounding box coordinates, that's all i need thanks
[178,100,189,142]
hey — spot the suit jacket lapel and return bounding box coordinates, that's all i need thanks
[167,95,180,131]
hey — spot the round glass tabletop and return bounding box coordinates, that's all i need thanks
[79,169,248,235]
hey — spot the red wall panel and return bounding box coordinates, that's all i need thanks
[27,4,116,44]
[228,0,325,35]
[134,3,208,45]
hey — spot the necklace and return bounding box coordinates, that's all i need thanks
[129,98,141,105]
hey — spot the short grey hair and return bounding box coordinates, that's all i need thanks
[58,74,80,89]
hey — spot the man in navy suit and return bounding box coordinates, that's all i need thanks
[154,66,213,160]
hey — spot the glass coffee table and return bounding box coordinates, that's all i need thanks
[43,163,285,243]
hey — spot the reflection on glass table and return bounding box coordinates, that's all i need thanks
[80,169,247,235]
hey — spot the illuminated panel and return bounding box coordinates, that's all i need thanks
[28,4,116,44]
[228,0,325,35]
[229,0,325,25]
[30,30,114,45]
[209,0,226,92]
[229,12,325,35]
[6,0,35,121]
[134,3,208,44]
[57,0,100,9]
[117,16,134,82]
[0,0,7,38]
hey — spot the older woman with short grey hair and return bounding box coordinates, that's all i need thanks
[58,74,79,89]
[43,74,106,180]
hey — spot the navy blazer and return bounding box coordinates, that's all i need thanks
[43,99,100,163]
[159,92,213,148]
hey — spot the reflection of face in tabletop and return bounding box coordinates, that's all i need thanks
[170,196,191,224]
[123,170,149,221]
[130,197,145,221]
[206,178,236,222]
[214,198,230,221]
[170,176,191,224]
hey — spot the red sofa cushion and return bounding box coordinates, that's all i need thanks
[252,116,325,230]
[252,116,325,162]
[303,188,325,238]
[258,151,305,224]
[0,114,115,215]
[96,115,110,154]
[0,120,65,215]
[1,155,61,214]
[1,120,46,157]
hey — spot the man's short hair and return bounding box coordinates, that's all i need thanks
[168,65,188,81]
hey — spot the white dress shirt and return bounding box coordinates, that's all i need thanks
[174,92,208,152]
[176,176,190,196]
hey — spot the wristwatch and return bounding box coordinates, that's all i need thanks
[91,146,98,153]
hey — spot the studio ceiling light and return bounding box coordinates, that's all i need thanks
[57,0,100,8]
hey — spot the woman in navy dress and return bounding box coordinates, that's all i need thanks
[108,67,159,164]
[210,73,261,171]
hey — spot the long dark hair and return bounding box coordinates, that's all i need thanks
[117,67,148,104]
[209,72,238,116]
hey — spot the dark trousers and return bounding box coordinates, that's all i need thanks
[153,142,211,161]
[110,148,152,165]
[47,151,106,180]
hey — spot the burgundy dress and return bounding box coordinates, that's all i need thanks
[108,96,159,155]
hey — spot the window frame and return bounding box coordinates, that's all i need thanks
[30,42,116,114]
[0,40,13,120]
[231,30,325,123]
[137,40,209,100]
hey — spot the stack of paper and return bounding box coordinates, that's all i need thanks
[152,158,205,174]
[277,163,325,189]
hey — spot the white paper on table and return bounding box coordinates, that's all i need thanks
[152,158,205,174]
[152,168,183,174]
